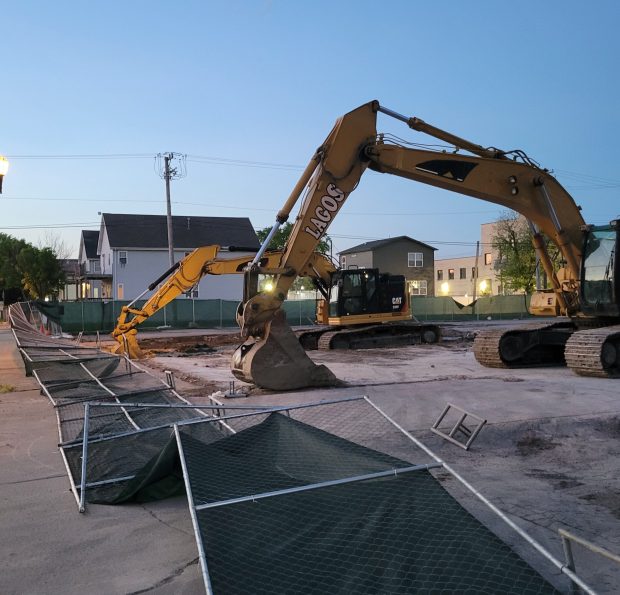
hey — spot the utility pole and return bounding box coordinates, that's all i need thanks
[164,154,174,267]
[473,241,480,318]
[157,153,187,268]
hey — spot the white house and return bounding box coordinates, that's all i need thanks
[77,230,104,299]
[94,213,260,301]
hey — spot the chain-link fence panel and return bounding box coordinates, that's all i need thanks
[173,400,562,594]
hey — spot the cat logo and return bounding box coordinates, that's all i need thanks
[304,183,346,240]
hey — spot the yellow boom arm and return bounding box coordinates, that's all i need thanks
[240,101,586,334]
[112,245,335,358]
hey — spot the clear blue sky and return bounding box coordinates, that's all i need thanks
[2,1,619,260]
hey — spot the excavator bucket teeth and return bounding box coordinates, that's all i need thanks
[231,309,339,390]
[112,333,145,359]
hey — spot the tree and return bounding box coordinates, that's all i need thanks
[256,223,333,292]
[0,233,68,302]
[16,246,66,300]
[256,222,332,256]
[39,231,72,260]
[492,212,561,294]
[0,233,28,303]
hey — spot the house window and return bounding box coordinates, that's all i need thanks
[119,251,128,265]
[448,269,455,280]
[348,264,358,269]
[408,252,423,267]
[460,267,467,279]
[484,253,492,265]
[88,259,101,273]
[409,280,427,296]
[472,267,477,278]
[437,270,443,281]
[117,283,124,299]
[341,256,346,268]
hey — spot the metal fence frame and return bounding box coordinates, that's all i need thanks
[73,396,368,513]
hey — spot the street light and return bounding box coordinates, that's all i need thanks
[0,156,9,194]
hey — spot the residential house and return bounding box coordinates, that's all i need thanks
[434,222,502,304]
[96,213,260,301]
[58,259,80,301]
[77,230,105,299]
[339,236,437,297]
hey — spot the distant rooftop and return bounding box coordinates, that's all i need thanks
[81,230,99,259]
[99,213,260,250]
[340,235,436,255]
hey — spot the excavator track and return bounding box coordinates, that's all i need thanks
[564,325,620,378]
[473,321,576,368]
[317,330,342,350]
[314,322,441,351]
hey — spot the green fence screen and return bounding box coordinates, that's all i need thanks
[38,295,533,333]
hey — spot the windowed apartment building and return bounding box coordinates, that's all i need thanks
[435,222,503,304]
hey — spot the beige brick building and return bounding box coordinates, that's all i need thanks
[435,222,505,304]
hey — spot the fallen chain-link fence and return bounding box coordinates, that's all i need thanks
[8,301,600,593]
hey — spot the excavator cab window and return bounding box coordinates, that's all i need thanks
[341,271,364,315]
[329,269,392,317]
[581,225,618,314]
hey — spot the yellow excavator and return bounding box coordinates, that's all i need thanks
[112,244,439,363]
[230,100,619,389]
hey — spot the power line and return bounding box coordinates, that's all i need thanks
[7,153,620,190]
[5,153,153,160]
[0,222,100,230]
[186,154,303,171]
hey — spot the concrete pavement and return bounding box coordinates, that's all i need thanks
[0,327,203,595]
[3,319,620,593]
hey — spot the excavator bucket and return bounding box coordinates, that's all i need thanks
[111,330,145,359]
[231,309,339,390]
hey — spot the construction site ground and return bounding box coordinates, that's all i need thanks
[1,319,619,593]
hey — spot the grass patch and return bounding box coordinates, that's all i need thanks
[0,384,15,393]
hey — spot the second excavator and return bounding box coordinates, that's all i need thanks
[232,100,620,390]
[113,244,439,373]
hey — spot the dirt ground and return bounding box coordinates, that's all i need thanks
[133,320,620,593]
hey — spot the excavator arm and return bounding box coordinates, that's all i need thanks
[112,246,335,358]
[366,143,585,314]
[233,100,588,389]
[238,101,379,334]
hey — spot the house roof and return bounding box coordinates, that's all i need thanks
[99,213,260,250]
[81,230,99,259]
[339,235,436,255]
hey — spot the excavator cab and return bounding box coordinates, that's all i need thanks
[327,269,407,320]
[580,220,619,317]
